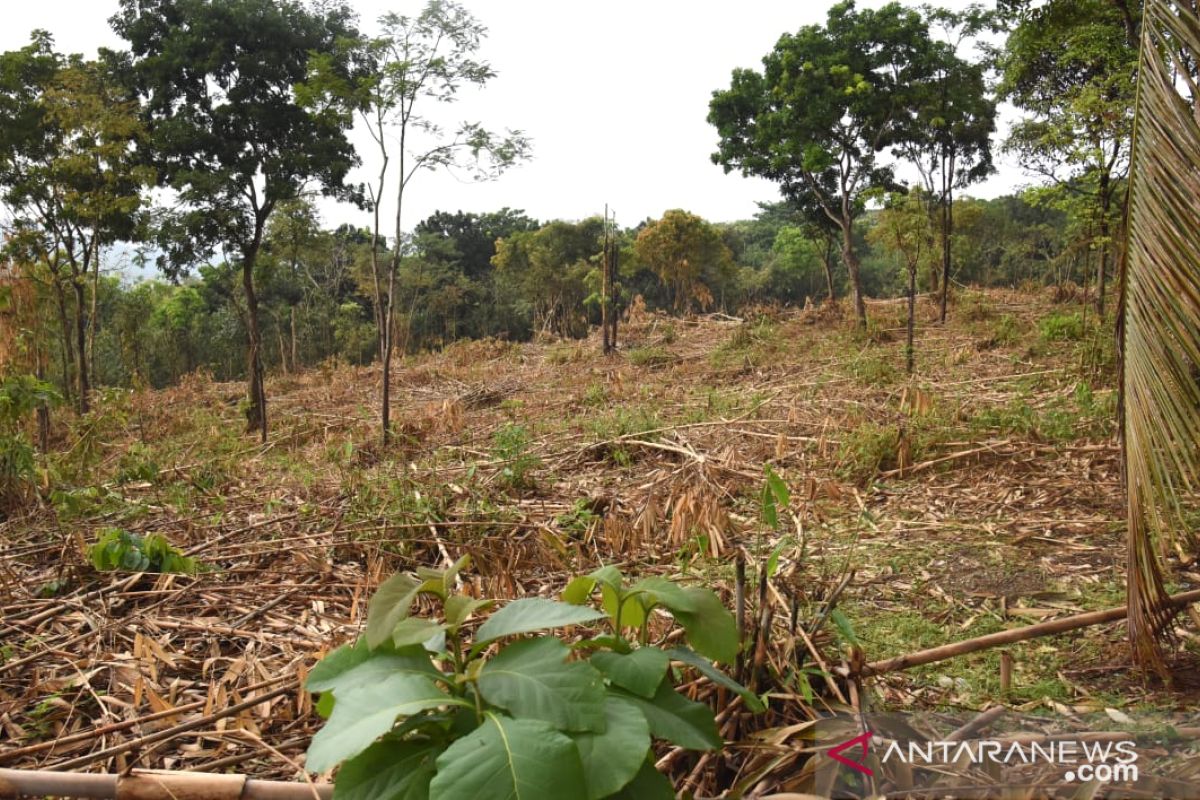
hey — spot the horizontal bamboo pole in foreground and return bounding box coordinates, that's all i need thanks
[0,768,331,800]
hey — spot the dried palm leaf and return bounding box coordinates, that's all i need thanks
[1120,0,1200,670]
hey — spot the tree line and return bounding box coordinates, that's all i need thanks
[0,0,1138,443]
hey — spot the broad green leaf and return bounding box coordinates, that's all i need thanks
[429,713,587,800]
[477,638,605,732]
[601,584,646,631]
[588,564,623,590]
[590,648,669,699]
[671,587,738,664]
[667,646,765,712]
[307,674,470,772]
[333,739,436,800]
[306,640,439,695]
[445,595,494,627]
[366,574,423,649]
[562,575,597,605]
[570,695,650,799]
[474,598,606,646]
[316,691,335,719]
[760,481,778,528]
[606,759,675,800]
[391,618,447,649]
[629,577,697,615]
[614,680,721,751]
[766,466,790,507]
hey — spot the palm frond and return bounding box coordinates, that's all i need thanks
[1121,0,1200,671]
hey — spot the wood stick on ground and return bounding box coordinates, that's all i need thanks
[0,767,332,800]
[45,680,300,771]
[859,588,1200,677]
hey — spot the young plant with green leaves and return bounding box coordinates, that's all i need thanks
[88,528,202,574]
[305,557,757,799]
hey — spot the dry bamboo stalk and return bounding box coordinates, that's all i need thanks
[860,588,1200,677]
[0,675,290,763]
[46,681,299,771]
[0,767,331,800]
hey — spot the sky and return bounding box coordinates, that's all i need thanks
[3,0,1030,240]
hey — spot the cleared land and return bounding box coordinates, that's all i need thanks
[2,288,1198,789]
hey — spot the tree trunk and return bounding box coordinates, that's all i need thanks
[50,277,74,408]
[822,236,836,304]
[841,217,867,325]
[88,240,100,387]
[242,251,267,442]
[939,185,953,324]
[907,262,917,375]
[71,278,90,414]
[290,305,298,371]
[1097,172,1111,317]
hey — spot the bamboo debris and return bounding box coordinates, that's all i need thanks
[859,588,1200,677]
[0,767,331,800]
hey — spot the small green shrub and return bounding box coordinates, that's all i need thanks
[1038,311,1085,342]
[88,528,203,574]
[627,346,671,367]
[837,422,901,482]
[492,423,540,490]
[555,499,600,537]
[304,559,756,799]
[991,314,1019,347]
[848,353,899,386]
[582,382,608,407]
[0,375,60,513]
[116,443,160,484]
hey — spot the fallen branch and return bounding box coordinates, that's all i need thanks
[0,767,331,800]
[858,588,1200,677]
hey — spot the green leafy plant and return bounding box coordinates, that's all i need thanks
[491,423,540,490]
[88,528,203,574]
[305,558,758,799]
[1038,311,1085,342]
[0,375,60,513]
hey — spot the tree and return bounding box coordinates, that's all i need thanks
[867,189,934,374]
[997,0,1138,317]
[112,0,363,441]
[303,0,530,445]
[633,211,733,314]
[895,5,996,322]
[709,1,934,325]
[0,35,149,412]
[492,219,600,338]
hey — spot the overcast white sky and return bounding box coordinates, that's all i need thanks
[4,0,1028,238]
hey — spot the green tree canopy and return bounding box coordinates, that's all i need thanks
[111,0,363,439]
[709,0,935,324]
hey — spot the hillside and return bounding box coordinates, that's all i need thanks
[2,288,1197,792]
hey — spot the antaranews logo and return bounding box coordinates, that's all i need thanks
[810,712,1195,800]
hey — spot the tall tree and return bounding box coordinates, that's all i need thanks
[997,0,1138,316]
[112,0,363,441]
[867,189,934,374]
[896,5,996,322]
[0,37,149,412]
[709,1,935,325]
[302,0,530,445]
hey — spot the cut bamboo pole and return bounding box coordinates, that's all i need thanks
[860,588,1200,677]
[0,768,331,800]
